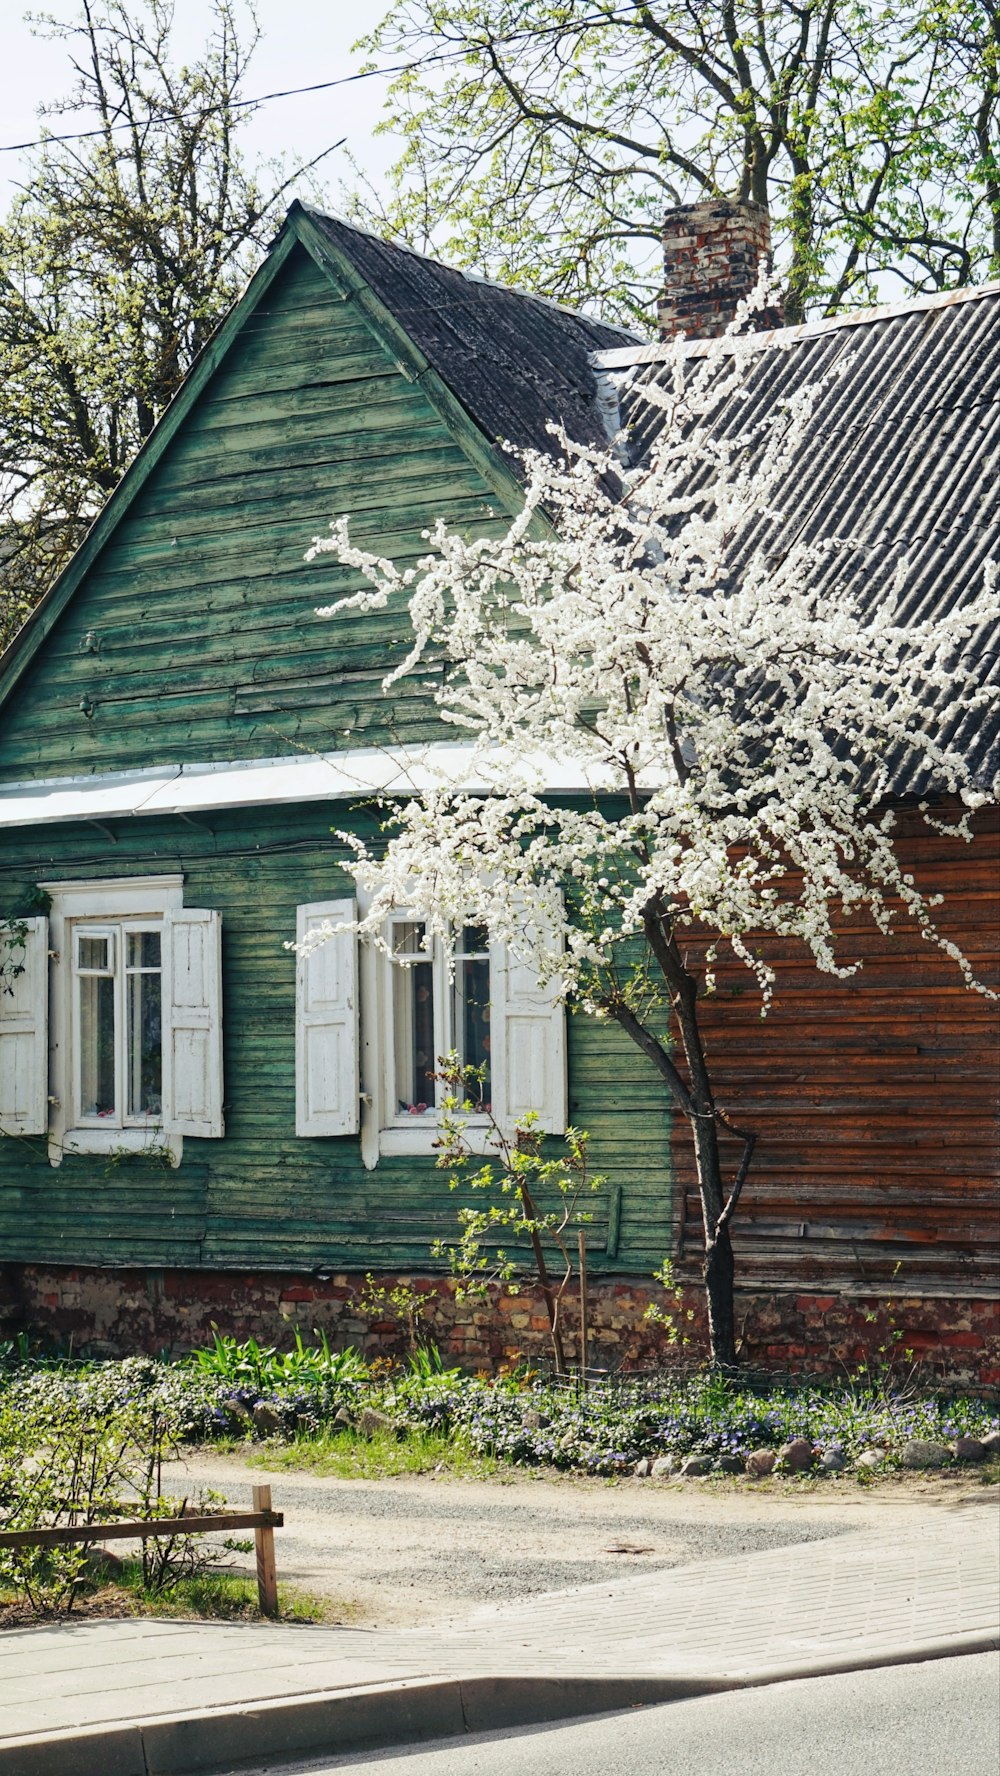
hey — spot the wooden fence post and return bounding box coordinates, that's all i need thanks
[252,1483,279,1617]
[578,1228,589,1385]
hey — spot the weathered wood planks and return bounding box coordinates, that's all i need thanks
[0,245,507,780]
[0,803,673,1277]
[671,805,1000,1296]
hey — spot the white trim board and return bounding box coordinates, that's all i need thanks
[0,744,637,828]
[591,279,1000,371]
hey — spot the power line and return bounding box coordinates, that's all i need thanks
[0,60,414,155]
[0,4,658,157]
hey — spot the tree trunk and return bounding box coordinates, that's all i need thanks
[518,1179,568,1374]
[642,911,746,1369]
[683,1042,739,1370]
[613,912,756,1369]
[702,1214,738,1369]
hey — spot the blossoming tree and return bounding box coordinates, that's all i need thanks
[307,318,998,1369]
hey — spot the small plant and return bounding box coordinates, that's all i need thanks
[642,1258,691,1348]
[432,1057,606,1375]
[354,1275,433,1356]
[406,1343,462,1384]
[0,915,29,997]
[849,1266,920,1403]
[103,1137,177,1172]
[187,1328,279,1392]
[184,1326,367,1395]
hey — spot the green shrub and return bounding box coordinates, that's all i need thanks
[3,1336,996,1490]
[0,1388,224,1613]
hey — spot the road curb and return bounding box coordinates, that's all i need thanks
[2,1635,997,1775]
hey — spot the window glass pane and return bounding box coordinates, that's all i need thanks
[127,930,161,969]
[457,923,489,957]
[78,934,111,972]
[454,955,491,1107]
[392,920,426,959]
[79,973,116,1117]
[392,922,435,1114]
[127,965,162,1118]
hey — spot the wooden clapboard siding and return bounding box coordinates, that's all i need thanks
[671,805,1000,1297]
[0,804,674,1276]
[1,215,994,1308]
[0,245,504,778]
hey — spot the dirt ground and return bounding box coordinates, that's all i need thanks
[166,1450,999,1630]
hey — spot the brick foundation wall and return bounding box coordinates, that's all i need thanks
[4,1263,997,1390]
[0,1262,22,1340]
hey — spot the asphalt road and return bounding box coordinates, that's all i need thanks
[219,1652,1000,1776]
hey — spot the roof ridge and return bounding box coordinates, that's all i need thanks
[592,279,1000,368]
[298,203,643,343]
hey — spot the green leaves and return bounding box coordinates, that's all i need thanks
[0,0,340,644]
[186,1325,368,1391]
[352,0,996,328]
[432,1055,605,1372]
[0,1387,221,1612]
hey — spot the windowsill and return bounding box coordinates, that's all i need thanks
[377,1119,496,1158]
[61,1126,182,1164]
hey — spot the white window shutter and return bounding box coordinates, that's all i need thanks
[295,899,359,1136]
[163,908,224,1138]
[491,898,567,1135]
[0,916,49,1136]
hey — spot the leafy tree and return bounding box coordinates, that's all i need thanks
[432,1059,606,1375]
[0,0,339,647]
[306,316,998,1368]
[352,0,999,327]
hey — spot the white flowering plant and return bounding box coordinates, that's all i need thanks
[306,303,998,1368]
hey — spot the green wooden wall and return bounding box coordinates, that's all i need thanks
[0,246,496,778]
[0,237,673,1276]
[0,805,673,1275]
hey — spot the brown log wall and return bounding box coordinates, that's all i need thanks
[671,803,1000,1299]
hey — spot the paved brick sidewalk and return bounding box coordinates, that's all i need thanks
[1,1501,996,1769]
[452,1500,1000,1676]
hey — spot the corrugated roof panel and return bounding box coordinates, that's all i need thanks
[609,286,1000,794]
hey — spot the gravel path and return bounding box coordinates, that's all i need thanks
[167,1451,971,1629]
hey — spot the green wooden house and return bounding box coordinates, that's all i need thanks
[0,203,674,1352]
[0,202,997,1373]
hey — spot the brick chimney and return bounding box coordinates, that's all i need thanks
[658,200,781,340]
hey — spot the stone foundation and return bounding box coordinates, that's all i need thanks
[3,1263,998,1391]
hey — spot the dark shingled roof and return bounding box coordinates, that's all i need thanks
[305,206,638,460]
[595,285,1000,796]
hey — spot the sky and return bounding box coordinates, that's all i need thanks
[0,0,399,212]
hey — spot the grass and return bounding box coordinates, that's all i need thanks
[242,1432,1000,1491]
[0,1559,348,1627]
[245,1425,511,1481]
[111,1559,345,1623]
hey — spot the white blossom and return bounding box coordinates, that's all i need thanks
[305,323,998,1014]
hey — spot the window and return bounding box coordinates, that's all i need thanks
[390,919,436,1116]
[388,919,491,1119]
[73,924,163,1124]
[295,896,567,1166]
[0,877,225,1164]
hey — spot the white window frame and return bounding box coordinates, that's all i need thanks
[373,914,493,1153]
[297,893,567,1171]
[358,897,553,1170]
[42,876,184,1167]
[71,920,164,1130]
